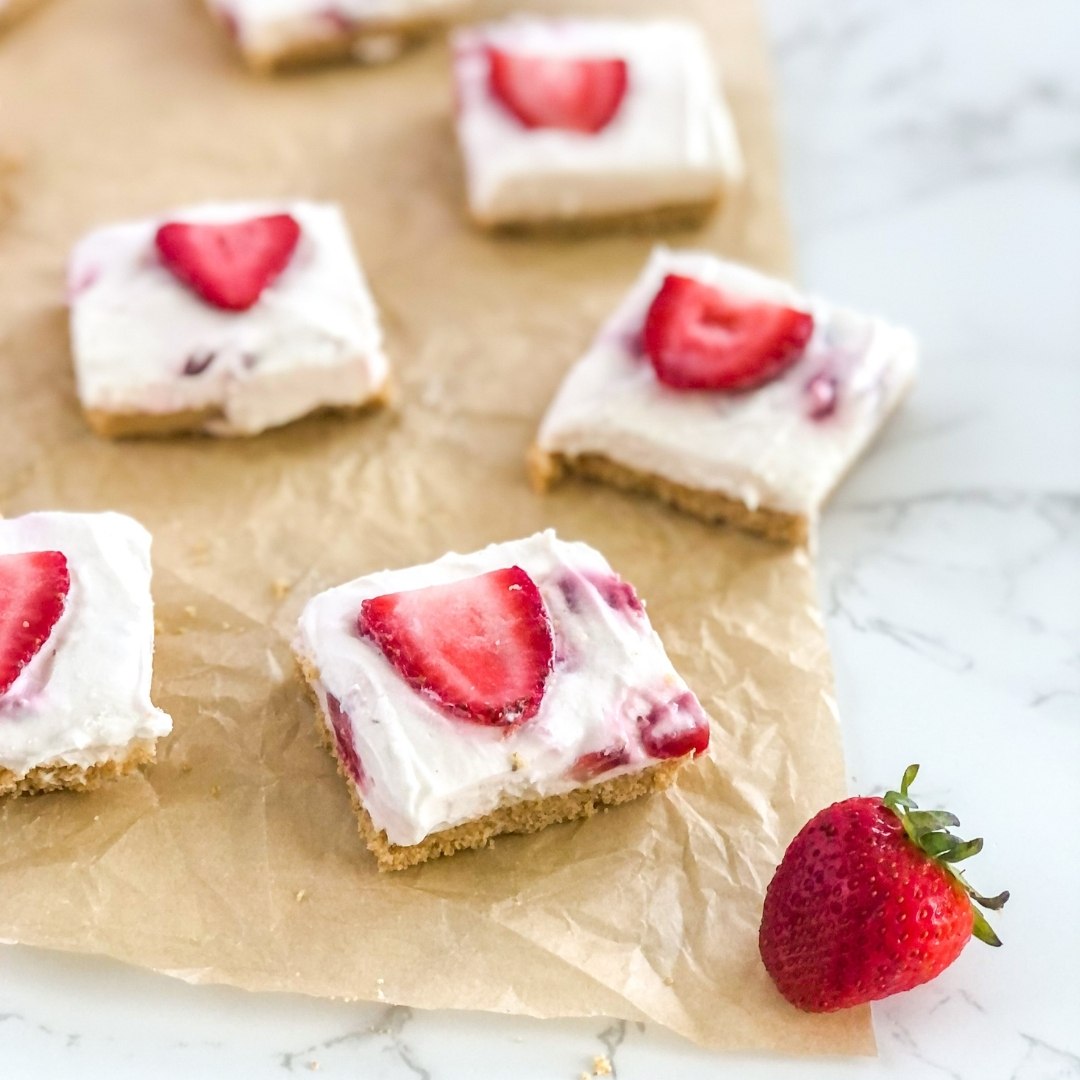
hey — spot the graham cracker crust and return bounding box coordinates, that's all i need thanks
[297,655,689,872]
[0,741,157,799]
[472,195,721,237]
[207,4,470,74]
[528,445,809,546]
[82,379,392,439]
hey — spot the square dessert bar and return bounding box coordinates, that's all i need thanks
[205,0,470,72]
[0,512,172,798]
[294,530,710,870]
[68,200,390,438]
[452,17,743,230]
[531,249,919,544]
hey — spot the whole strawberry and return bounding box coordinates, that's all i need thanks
[758,765,1008,1012]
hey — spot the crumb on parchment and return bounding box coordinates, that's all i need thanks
[272,578,291,600]
[594,1055,612,1075]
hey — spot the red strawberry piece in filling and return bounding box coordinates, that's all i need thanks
[638,691,709,759]
[154,213,301,313]
[557,571,644,619]
[67,264,100,300]
[0,551,71,697]
[555,572,585,614]
[325,693,367,789]
[316,6,353,32]
[357,566,554,728]
[487,47,628,134]
[643,274,815,392]
[182,351,217,377]
[588,573,644,617]
[805,371,840,420]
[568,743,631,783]
[217,4,241,42]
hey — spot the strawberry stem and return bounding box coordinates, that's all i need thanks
[883,764,1009,947]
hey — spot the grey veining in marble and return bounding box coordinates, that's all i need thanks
[2,1,1079,1077]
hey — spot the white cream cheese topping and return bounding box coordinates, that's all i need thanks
[452,17,743,224]
[68,200,388,436]
[536,248,919,517]
[0,512,173,779]
[294,530,708,847]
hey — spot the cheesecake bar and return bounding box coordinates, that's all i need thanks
[294,530,710,870]
[68,200,390,438]
[0,512,173,798]
[452,17,743,230]
[205,0,470,72]
[530,249,919,544]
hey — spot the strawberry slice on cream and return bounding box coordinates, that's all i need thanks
[643,274,814,392]
[487,48,628,133]
[155,214,301,312]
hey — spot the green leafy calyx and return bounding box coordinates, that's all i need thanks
[883,764,1009,947]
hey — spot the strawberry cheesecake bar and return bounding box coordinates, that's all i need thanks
[294,530,710,870]
[451,17,742,230]
[205,0,470,72]
[68,200,390,438]
[531,249,918,544]
[0,511,172,798]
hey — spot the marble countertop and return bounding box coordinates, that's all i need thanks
[3,1,1079,1076]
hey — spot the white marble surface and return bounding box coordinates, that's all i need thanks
[3,1,1080,1076]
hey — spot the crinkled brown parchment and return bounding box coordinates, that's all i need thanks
[0,0,873,1055]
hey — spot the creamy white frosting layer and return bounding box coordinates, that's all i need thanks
[68,200,389,437]
[452,18,743,224]
[294,530,708,847]
[0,512,172,779]
[536,248,919,517]
[213,0,464,62]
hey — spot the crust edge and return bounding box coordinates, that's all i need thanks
[528,446,810,546]
[82,378,393,439]
[296,655,690,871]
[0,740,157,799]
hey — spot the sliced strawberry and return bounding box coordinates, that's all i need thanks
[638,692,710,759]
[0,551,71,696]
[568,743,630,783]
[154,213,301,312]
[643,275,815,392]
[488,47,628,134]
[358,566,554,728]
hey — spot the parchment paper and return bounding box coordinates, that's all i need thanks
[0,0,874,1055]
